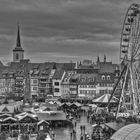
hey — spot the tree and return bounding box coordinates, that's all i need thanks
[0,132,6,140]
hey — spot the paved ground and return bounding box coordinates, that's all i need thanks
[52,115,93,140]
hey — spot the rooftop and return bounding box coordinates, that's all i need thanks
[52,69,64,80]
[99,62,118,74]
[111,124,140,140]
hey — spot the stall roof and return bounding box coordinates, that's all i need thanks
[111,124,140,140]
[105,122,125,131]
[3,117,17,122]
[16,112,37,120]
[37,111,66,121]
[18,114,37,121]
[38,120,50,125]
[93,94,118,103]
[73,102,82,107]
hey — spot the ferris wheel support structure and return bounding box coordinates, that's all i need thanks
[115,64,129,117]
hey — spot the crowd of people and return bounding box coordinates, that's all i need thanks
[59,102,140,140]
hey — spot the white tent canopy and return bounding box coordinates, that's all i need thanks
[93,94,118,103]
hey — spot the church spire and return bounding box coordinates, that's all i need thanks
[13,24,24,62]
[104,54,106,63]
[97,56,100,64]
[16,24,21,47]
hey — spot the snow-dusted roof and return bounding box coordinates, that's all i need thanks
[111,124,140,140]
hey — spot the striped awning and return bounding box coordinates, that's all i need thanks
[93,94,118,103]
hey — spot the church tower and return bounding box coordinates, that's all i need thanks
[13,25,24,62]
[104,54,106,63]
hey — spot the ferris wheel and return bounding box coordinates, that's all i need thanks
[108,3,140,117]
[120,3,140,63]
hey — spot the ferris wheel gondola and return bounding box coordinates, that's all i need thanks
[108,3,140,117]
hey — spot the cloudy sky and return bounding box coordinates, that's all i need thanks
[0,0,139,64]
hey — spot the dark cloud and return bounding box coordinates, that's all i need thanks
[0,0,139,63]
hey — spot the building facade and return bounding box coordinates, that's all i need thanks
[78,74,98,98]
[30,70,39,97]
[0,26,121,100]
[52,70,65,97]
[0,71,15,96]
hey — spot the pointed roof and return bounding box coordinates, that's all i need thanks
[2,106,9,113]
[0,61,3,67]
[13,24,24,52]
[3,117,17,122]
[97,56,100,64]
[104,54,106,63]
[52,63,57,70]
[17,113,37,121]
[17,24,21,47]
[37,120,50,125]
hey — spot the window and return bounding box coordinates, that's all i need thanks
[32,79,38,84]
[102,75,105,80]
[107,75,110,80]
[40,79,47,82]
[54,82,59,86]
[89,78,93,82]
[40,83,46,87]
[116,73,119,77]
[46,84,49,88]
[32,87,38,91]
[92,85,96,88]
[55,88,59,92]
[100,90,107,94]
[80,90,85,94]
[16,54,19,60]
[9,74,13,78]
[81,78,85,82]
[40,89,45,93]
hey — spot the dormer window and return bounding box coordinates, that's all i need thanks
[3,75,6,78]
[102,75,105,80]
[9,74,13,78]
[107,75,110,80]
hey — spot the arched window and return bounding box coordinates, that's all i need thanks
[16,53,19,60]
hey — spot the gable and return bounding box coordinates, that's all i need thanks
[19,115,37,123]
[2,107,9,113]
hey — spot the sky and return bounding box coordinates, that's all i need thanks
[0,0,140,64]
